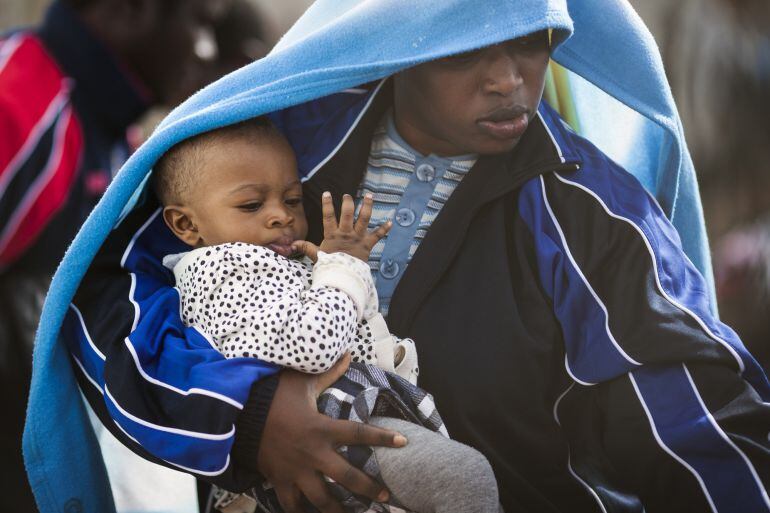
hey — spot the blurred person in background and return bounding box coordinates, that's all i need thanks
[632,0,770,371]
[715,216,770,372]
[0,0,231,509]
[204,0,269,85]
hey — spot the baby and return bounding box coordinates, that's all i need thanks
[153,117,500,513]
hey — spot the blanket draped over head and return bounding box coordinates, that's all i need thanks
[23,0,714,511]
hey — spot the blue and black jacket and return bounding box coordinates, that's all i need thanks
[65,80,770,512]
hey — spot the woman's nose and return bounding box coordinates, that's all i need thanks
[482,48,523,96]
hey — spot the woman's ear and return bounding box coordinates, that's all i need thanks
[162,205,201,247]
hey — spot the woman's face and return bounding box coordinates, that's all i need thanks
[393,31,551,157]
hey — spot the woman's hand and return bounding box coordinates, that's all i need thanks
[293,192,391,262]
[257,353,407,513]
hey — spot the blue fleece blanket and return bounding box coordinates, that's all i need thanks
[23,1,711,511]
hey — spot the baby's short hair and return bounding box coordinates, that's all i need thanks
[152,116,277,206]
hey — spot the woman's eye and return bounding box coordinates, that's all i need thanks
[442,49,481,66]
[239,202,262,211]
[285,198,303,206]
[513,31,549,51]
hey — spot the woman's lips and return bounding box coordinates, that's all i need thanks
[477,112,530,140]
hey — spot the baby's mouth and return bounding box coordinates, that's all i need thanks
[267,236,295,257]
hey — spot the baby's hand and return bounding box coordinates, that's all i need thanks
[292,192,391,262]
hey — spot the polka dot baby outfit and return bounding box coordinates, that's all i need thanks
[166,242,419,382]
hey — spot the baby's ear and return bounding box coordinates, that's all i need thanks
[162,205,200,247]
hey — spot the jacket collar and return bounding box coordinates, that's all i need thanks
[533,101,582,165]
[37,1,150,136]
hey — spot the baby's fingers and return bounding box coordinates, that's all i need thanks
[366,221,392,246]
[321,192,337,235]
[292,240,320,262]
[355,193,374,235]
[339,194,355,232]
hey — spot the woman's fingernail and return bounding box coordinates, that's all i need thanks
[365,192,373,199]
[393,434,408,447]
[323,191,331,198]
[377,490,390,502]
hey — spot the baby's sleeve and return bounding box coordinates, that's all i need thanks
[310,250,379,321]
[178,244,373,373]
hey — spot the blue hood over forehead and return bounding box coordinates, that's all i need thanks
[25,1,713,511]
[155,0,573,136]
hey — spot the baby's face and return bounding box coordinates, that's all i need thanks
[187,134,308,256]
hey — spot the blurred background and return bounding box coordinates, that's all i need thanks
[1,0,768,511]
[633,0,770,369]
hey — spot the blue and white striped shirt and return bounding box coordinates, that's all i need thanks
[355,111,477,314]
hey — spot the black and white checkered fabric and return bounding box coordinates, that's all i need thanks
[212,362,447,513]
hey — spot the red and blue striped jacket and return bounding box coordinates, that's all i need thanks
[0,32,82,270]
[0,2,147,274]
